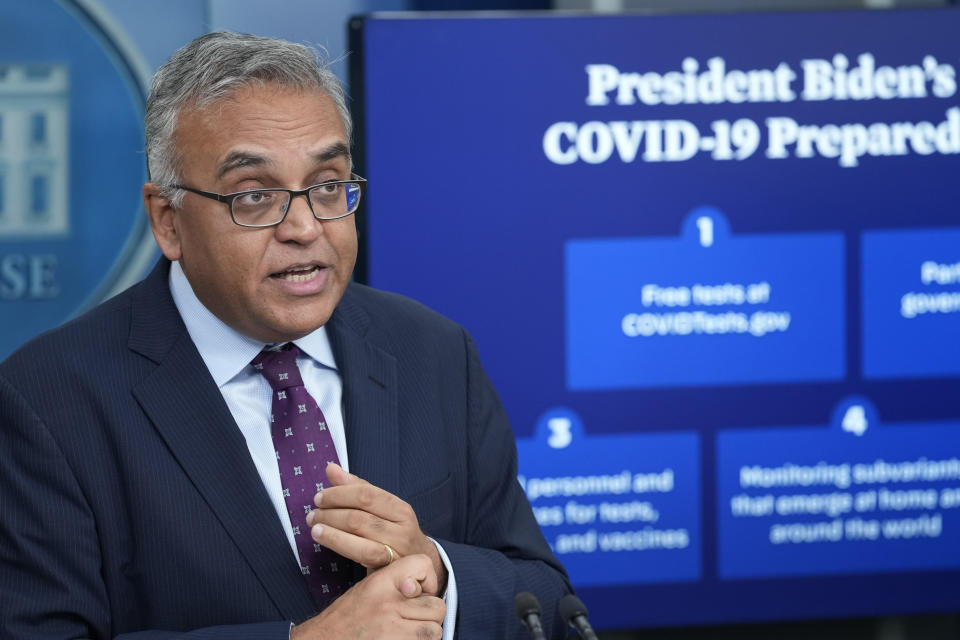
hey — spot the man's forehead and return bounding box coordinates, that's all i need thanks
[172,85,350,180]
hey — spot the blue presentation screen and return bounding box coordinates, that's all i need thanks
[353,8,960,630]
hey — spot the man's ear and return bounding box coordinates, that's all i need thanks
[143,183,183,261]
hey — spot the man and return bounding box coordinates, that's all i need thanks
[0,32,570,639]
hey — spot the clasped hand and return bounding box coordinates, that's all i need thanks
[290,553,445,640]
[306,463,448,595]
[292,463,448,640]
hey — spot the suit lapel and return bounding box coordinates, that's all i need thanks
[326,285,399,496]
[128,260,316,621]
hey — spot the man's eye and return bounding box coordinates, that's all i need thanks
[236,191,272,206]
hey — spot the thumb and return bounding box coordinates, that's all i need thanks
[388,556,430,597]
[326,462,367,487]
[398,576,423,598]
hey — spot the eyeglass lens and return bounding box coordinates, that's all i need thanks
[231,183,362,226]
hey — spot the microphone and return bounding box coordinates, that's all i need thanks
[559,593,599,640]
[514,591,547,640]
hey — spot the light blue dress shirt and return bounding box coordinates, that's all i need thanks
[168,261,456,637]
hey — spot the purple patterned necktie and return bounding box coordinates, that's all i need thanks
[252,343,351,609]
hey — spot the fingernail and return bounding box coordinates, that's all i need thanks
[314,492,323,507]
[312,524,323,540]
[401,578,417,597]
[306,511,315,526]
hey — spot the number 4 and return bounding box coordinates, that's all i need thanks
[842,405,868,437]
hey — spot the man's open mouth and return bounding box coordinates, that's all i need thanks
[272,265,322,282]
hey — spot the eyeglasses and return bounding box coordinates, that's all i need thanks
[170,175,367,228]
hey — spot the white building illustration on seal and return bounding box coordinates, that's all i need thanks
[0,63,69,237]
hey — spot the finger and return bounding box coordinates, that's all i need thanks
[313,483,413,524]
[381,554,438,597]
[394,621,443,640]
[405,554,438,596]
[325,462,366,487]
[308,507,396,539]
[398,595,446,623]
[398,576,422,598]
[311,463,370,511]
[355,555,425,598]
[311,522,398,569]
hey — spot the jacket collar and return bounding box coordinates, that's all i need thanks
[325,284,399,496]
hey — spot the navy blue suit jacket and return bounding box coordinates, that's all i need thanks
[0,259,570,639]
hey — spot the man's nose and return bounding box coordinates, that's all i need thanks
[275,192,322,242]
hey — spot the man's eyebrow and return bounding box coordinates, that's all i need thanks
[313,142,351,165]
[215,151,271,180]
[214,143,350,181]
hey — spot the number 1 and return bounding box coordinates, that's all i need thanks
[696,216,714,247]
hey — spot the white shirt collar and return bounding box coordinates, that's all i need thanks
[168,260,337,387]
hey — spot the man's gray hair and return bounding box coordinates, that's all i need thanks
[144,31,352,206]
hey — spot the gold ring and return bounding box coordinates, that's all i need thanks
[383,543,398,565]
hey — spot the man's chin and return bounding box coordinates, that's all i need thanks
[259,308,336,343]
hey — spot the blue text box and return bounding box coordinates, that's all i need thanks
[862,227,960,379]
[717,397,960,579]
[517,408,700,586]
[566,208,845,389]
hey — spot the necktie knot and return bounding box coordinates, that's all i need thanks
[252,344,304,390]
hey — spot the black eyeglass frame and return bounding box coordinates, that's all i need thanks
[169,175,367,228]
